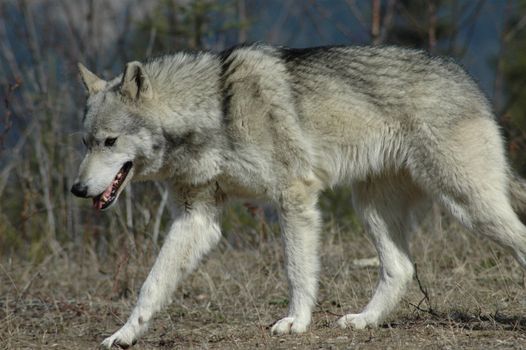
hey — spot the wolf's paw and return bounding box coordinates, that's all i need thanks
[336,313,375,330]
[271,316,309,335]
[100,325,139,349]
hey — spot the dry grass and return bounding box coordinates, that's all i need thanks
[2,215,526,349]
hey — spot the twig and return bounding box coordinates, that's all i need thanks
[344,0,368,30]
[0,3,23,79]
[19,0,47,93]
[111,241,131,299]
[266,0,293,43]
[410,263,439,317]
[34,125,61,253]
[18,248,62,302]
[371,0,381,44]
[152,182,169,249]
[378,0,397,44]
[302,3,329,42]
[1,78,22,152]
[493,0,512,114]
[145,27,157,58]
[455,0,486,58]
[0,263,19,296]
[314,307,343,317]
[311,1,355,40]
[428,0,437,52]
[237,0,247,43]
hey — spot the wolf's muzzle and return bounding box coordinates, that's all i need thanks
[71,182,88,198]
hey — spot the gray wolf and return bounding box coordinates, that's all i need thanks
[71,44,526,348]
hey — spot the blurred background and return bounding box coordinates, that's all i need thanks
[1,0,525,265]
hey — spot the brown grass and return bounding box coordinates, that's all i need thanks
[2,215,526,349]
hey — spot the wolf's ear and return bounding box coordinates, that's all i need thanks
[78,63,106,94]
[120,61,153,101]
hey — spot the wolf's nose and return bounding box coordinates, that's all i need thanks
[71,182,88,198]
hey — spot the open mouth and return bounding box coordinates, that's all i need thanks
[93,161,133,210]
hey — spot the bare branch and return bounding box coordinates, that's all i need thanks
[456,0,486,58]
[302,2,329,42]
[310,0,355,41]
[266,0,294,43]
[145,27,157,58]
[344,0,368,30]
[0,4,23,79]
[371,0,381,44]
[428,0,437,52]
[378,0,397,44]
[19,0,47,93]
[0,115,36,198]
[237,0,247,43]
[493,0,513,115]
[33,123,61,254]
[504,13,526,42]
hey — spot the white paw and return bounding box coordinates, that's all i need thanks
[336,313,374,330]
[100,324,139,349]
[271,316,309,335]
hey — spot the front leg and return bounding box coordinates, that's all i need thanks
[271,178,321,335]
[101,194,221,348]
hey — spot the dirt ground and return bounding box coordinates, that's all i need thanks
[2,218,526,349]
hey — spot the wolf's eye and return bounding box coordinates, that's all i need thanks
[105,137,117,147]
[82,137,88,147]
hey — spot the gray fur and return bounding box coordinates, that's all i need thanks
[71,44,526,348]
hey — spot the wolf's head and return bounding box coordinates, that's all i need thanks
[71,61,170,210]
[72,56,225,210]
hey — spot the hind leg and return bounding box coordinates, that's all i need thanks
[337,174,424,329]
[409,117,526,270]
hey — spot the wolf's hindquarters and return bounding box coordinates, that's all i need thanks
[345,170,526,330]
[341,117,526,330]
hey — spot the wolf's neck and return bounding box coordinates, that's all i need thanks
[145,52,222,107]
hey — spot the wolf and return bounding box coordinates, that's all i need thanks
[71,44,526,348]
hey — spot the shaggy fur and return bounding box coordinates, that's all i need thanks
[71,44,526,348]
